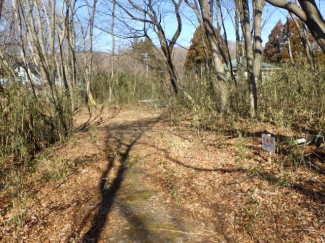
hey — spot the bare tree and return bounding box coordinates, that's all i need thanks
[253,0,263,106]
[186,0,237,108]
[197,0,229,113]
[239,0,256,116]
[238,0,263,117]
[109,0,116,102]
[13,0,77,134]
[80,0,98,106]
[67,1,78,88]
[0,5,17,88]
[116,0,195,104]
[185,0,219,102]
[216,0,238,86]
[234,0,241,76]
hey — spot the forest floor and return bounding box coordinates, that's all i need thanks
[1,105,324,242]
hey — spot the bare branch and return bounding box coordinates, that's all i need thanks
[266,0,307,21]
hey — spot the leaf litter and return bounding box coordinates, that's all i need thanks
[0,106,324,242]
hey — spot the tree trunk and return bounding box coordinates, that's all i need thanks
[286,18,296,66]
[184,0,218,100]
[235,0,240,78]
[198,0,229,113]
[117,0,195,105]
[217,0,237,86]
[288,36,295,66]
[253,0,263,86]
[239,0,258,117]
[109,0,116,102]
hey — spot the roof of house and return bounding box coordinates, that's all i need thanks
[13,62,40,77]
[223,58,279,70]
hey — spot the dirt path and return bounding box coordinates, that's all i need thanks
[2,106,324,242]
[4,107,219,242]
[73,109,196,242]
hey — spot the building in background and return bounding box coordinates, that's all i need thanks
[224,58,281,81]
[13,62,42,85]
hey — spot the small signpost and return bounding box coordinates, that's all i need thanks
[262,134,275,154]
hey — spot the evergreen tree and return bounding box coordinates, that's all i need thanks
[184,27,228,74]
[184,27,209,73]
[131,38,165,74]
[264,18,322,63]
[263,20,285,63]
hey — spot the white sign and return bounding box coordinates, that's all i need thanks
[262,134,275,153]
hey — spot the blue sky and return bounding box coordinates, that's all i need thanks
[93,1,325,52]
[176,1,324,48]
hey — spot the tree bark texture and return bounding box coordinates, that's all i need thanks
[198,0,229,113]
[239,0,258,117]
[253,0,263,86]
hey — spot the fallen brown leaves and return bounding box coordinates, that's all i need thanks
[1,106,324,242]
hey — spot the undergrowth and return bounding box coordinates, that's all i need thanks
[166,64,325,167]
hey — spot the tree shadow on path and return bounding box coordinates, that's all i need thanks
[81,116,161,243]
